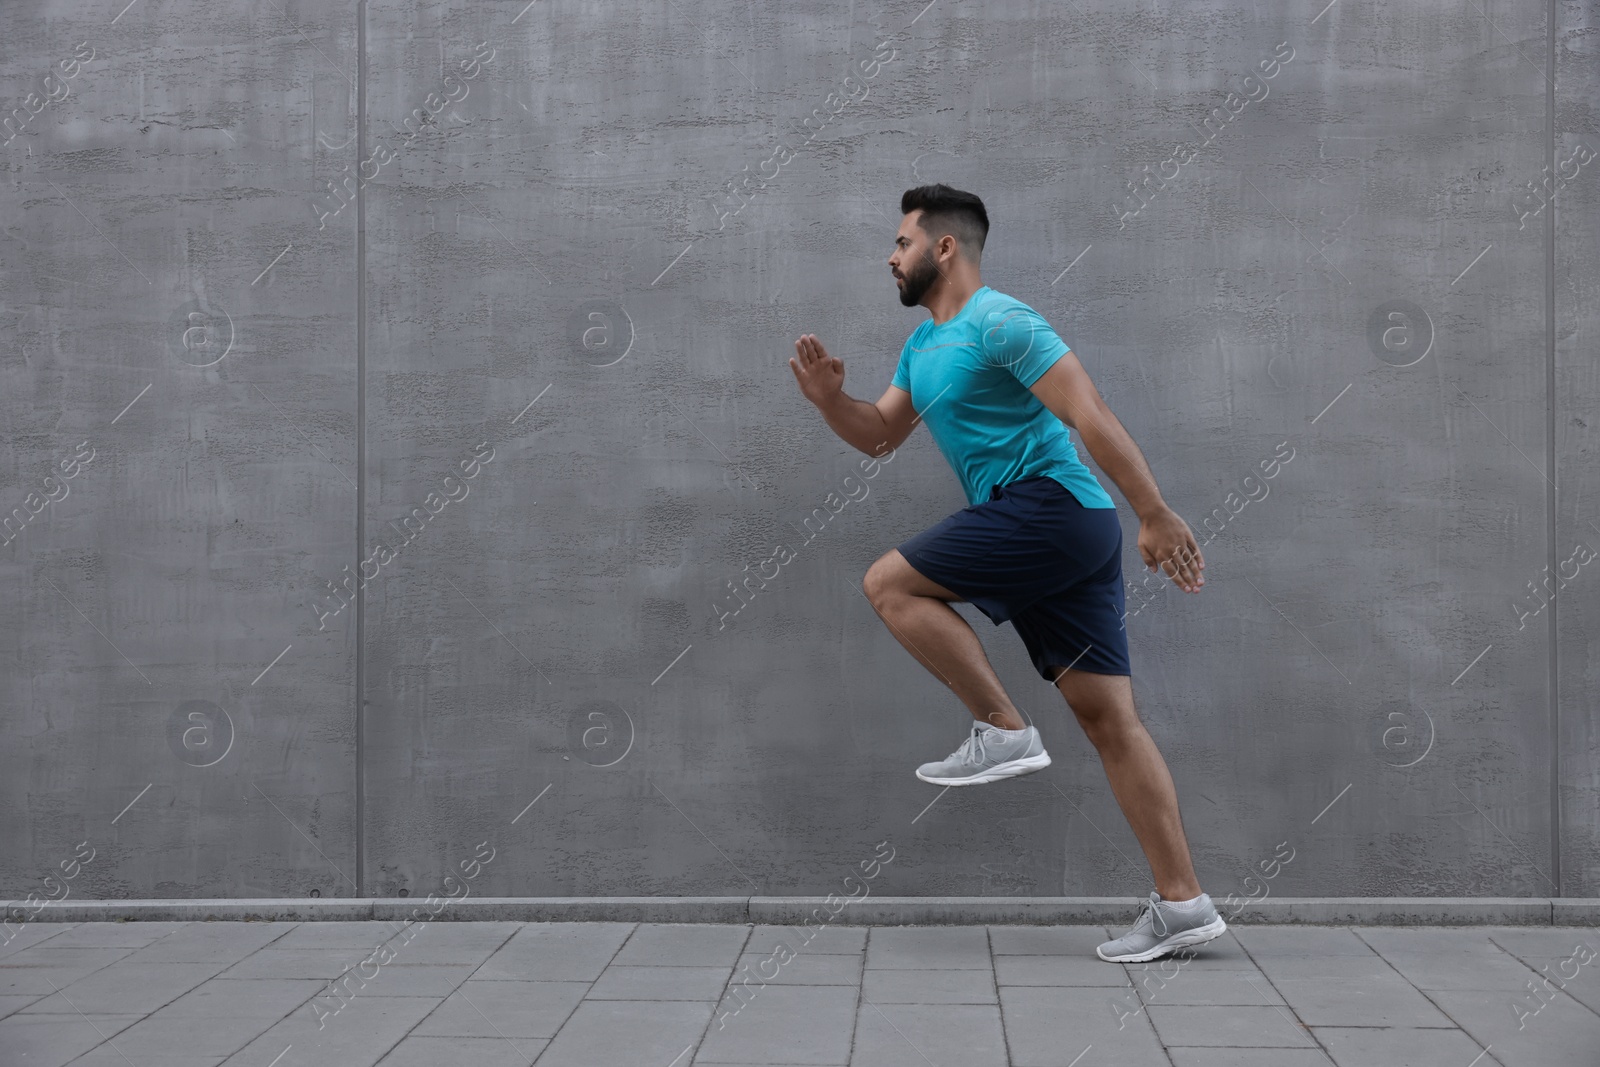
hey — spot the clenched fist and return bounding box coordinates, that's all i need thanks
[790,334,845,407]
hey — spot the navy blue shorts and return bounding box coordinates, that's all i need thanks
[897,475,1132,681]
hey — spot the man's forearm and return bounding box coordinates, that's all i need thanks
[1078,402,1168,519]
[816,392,892,456]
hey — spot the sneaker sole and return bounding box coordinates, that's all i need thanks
[915,752,1051,786]
[1095,915,1228,963]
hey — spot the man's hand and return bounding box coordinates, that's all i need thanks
[790,334,845,408]
[1137,507,1205,592]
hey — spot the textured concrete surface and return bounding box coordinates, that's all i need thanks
[2,0,1599,905]
[2,920,1598,1065]
[15,895,1600,926]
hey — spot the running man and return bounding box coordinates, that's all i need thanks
[789,184,1224,962]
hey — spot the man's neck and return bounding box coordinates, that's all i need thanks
[924,275,983,325]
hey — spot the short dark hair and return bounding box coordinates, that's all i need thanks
[900,184,989,261]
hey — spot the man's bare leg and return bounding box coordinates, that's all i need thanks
[861,549,1028,732]
[1052,668,1201,901]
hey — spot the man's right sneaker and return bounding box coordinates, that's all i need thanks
[915,722,1050,786]
[1096,890,1227,962]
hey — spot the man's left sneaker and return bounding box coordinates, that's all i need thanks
[1096,890,1227,962]
[915,722,1050,786]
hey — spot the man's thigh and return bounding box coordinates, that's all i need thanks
[866,548,967,603]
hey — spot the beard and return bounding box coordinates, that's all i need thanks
[895,250,939,307]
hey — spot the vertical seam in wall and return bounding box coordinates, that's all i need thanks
[355,0,368,899]
[1545,0,1561,898]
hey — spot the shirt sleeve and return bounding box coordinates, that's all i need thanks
[890,342,911,392]
[978,300,1069,387]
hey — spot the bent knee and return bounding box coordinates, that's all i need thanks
[862,552,904,607]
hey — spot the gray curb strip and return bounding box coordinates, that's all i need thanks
[15,897,1600,925]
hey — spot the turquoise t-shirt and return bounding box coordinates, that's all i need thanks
[890,286,1116,510]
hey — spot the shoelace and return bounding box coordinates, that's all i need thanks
[1133,891,1169,939]
[949,724,992,765]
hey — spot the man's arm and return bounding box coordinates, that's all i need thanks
[791,334,915,456]
[1026,353,1205,591]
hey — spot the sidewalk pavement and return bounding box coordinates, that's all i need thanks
[0,919,1594,1066]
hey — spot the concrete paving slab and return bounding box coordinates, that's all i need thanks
[1167,1051,1337,1067]
[409,979,587,1038]
[17,960,229,1015]
[998,987,1170,1065]
[850,1001,1009,1067]
[0,993,45,1020]
[1131,968,1286,1006]
[0,1012,144,1067]
[588,964,734,1000]
[224,995,442,1067]
[1232,927,1376,956]
[0,947,134,995]
[612,923,751,968]
[1372,948,1546,991]
[1271,975,1458,1027]
[987,925,1110,956]
[747,924,866,955]
[471,922,635,981]
[1429,985,1600,1067]
[16,922,186,949]
[1146,1003,1317,1047]
[213,947,379,980]
[119,921,295,963]
[733,951,859,985]
[1313,1025,1496,1066]
[373,1034,546,1066]
[531,999,715,1067]
[1250,953,1399,979]
[0,926,73,958]
[862,966,996,1003]
[864,927,991,970]
[993,953,1131,987]
[699,985,859,1063]
[70,1048,226,1067]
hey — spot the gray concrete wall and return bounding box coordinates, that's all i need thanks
[1,0,1596,906]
